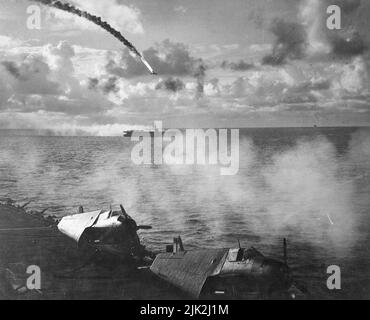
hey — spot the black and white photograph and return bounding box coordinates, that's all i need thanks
[0,0,369,304]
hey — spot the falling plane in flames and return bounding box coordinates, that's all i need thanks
[30,0,157,75]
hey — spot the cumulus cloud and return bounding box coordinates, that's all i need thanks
[1,61,22,79]
[155,77,185,92]
[304,0,367,58]
[174,5,187,14]
[263,0,368,65]
[88,76,119,94]
[330,32,367,58]
[45,0,144,34]
[291,78,332,93]
[0,55,61,96]
[334,56,369,95]
[0,0,368,131]
[105,39,206,78]
[221,60,255,71]
[0,35,22,49]
[194,58,367,115]
[0,41,116,119]
[89,39,207,101]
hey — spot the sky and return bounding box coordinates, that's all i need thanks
[0,0,369,134]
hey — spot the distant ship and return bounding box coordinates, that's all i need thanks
[123,129,164,137]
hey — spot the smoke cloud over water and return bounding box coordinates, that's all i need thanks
[261,138,356,251]
[1,129,368,258]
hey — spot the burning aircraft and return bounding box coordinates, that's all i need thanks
[57,205,152,262]
[30,0,157,75]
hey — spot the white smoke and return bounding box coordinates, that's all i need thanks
[1,129,368,254]
[300,0,331,56]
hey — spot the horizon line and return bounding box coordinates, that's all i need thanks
[0,126,369,137]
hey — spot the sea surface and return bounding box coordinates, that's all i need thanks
[0,127,369,299]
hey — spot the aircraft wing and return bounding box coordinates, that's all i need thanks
[150,249,229,298]
[58,210,102,243]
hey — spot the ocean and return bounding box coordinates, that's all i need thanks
[0,127,369,299]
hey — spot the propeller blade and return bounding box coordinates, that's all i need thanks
[120,205,128,216]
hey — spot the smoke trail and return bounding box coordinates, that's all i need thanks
[29,0,156,74]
